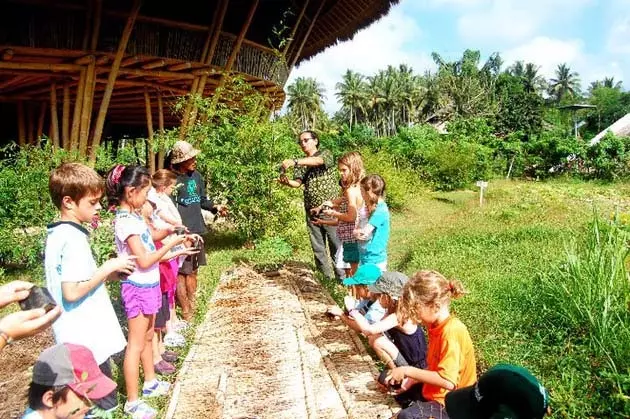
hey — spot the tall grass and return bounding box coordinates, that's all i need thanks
[535,214,630,416]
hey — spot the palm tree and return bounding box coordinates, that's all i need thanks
[286,77,326,130]
[335,70,366,130]
[522,63,546,94]
[548,63,581,102]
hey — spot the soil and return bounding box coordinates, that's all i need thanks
[0,329,54,419]
[166,263,397,419]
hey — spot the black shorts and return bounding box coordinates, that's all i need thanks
[154,293,170,329]
[178,240,207,275]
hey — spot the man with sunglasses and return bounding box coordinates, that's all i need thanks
[279,130,345,280]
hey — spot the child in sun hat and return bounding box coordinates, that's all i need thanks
[326,263,386,331]
[445,364,549,419]
[22,343,118,419]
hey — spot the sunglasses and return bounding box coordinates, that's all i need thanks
[298,137,315,144]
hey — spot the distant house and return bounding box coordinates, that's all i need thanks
[589,113,630,145]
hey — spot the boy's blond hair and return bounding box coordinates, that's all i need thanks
[151,169,177,190]
[49,163,104,209]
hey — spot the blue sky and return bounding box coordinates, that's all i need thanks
[288,0,630,113]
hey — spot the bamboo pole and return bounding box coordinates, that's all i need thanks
[37,101,46,141]
[27,104,35,145]
[144,87,155,174]
[82,0,93,51]
[180,0,229,139]
[0,62,81,72]
[79,58,96,155]
[282,0,310,57]
[211,0,259,109]
[62,85,70,149]
[70,68,86,151]
[289,0,326,70]
[50,83,60,149]
[90,0,141,164]
[17,102,25,146]
[90,0,103,52]
[157,89,165,170]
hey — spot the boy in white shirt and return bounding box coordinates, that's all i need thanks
[45,163,136,416]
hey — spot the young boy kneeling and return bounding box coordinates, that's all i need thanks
[22,343,117,419]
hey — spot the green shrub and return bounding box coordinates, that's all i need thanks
[585,132,630,181]
[361,148,418,210]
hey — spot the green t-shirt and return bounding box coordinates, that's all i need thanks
[294,149,340,211]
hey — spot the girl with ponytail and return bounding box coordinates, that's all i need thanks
[385,270,477,419]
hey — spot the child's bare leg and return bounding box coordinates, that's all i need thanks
[152,330,161,363]
[177,274,191,321]
[124,314,150,402]
[140,314,157,383]
[186,272,198,313]
[349,263,358,277]
[370,334,404,369]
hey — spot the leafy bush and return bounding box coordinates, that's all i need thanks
[585,132,630,180]
[524,128,585,178]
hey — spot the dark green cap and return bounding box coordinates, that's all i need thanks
[445,364,548,419]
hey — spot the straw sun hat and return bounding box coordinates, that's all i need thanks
[171,140,201,164]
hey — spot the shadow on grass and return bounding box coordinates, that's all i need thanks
[203,227,245,251]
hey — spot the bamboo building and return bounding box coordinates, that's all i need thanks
[0,0,398,161]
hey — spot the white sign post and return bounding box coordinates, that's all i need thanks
[476,181,488,206]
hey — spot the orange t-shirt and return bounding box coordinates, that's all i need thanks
[422,316,477,406]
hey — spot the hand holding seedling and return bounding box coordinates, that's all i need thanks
[0,281,34,308]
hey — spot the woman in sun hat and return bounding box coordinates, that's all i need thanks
[169,140,227,322]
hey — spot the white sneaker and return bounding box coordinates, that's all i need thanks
[124,400,157,419]
[172,320,189,332]
[142,380,170,398]
[163,332,185,347]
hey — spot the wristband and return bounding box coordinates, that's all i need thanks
[293,158,299,167]
[0,329,13,345]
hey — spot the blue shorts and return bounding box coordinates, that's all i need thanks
[343,242,360,263]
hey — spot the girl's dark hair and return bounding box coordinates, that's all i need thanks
[28,383,70,410]
[106,164,151,207]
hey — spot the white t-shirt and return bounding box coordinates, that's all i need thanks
[44,222,126,364]
[21,407,42,419]
[114,210,159,287]
[148,188,182,229]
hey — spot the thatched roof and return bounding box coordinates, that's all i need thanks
[590,113,630,145]
[297,0,400,62]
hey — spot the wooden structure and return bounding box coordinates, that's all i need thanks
[0,0,399,160]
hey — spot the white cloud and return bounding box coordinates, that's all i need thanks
[456,0,593,45]
[607,18,630,54]
[286,7,433,113]
[503,37,584,79]
[503,37,626,91]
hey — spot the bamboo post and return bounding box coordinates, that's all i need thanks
[89,0,103,52]
[70,68,86,151]
[62,84,70,149]
[144,87,155,174]
[180,0,229,139]
[17,102,25,146]
[50,83,60,149]
[37,101,46,141]
[89,0,141,164]
[209,0,258,114]
[27,104,35,145]
[281,0,310,58]
[157,89,165,170]
[179,77,199,140]
[289,0,326,70]
[79,57,96,156]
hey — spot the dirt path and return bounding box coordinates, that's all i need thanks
[166,263,397,419]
